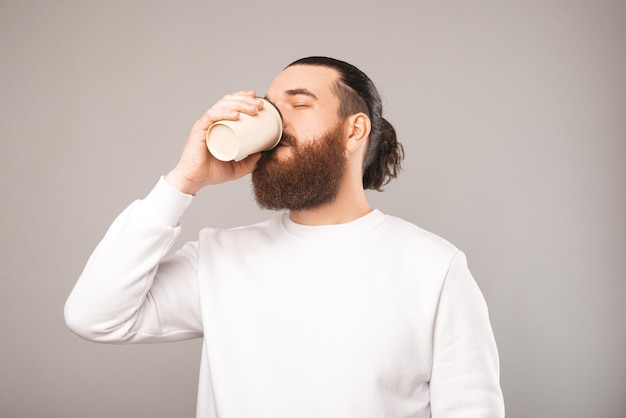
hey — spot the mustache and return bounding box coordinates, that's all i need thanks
[279,132,297,147]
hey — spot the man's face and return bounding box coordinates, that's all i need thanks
[252,65,348,211]
[263,65,344,161]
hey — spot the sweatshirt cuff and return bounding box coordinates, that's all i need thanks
[141,177,194,227]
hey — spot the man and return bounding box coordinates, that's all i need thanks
[65,56,505,417]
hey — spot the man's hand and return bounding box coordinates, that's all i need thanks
[165,91,265,195]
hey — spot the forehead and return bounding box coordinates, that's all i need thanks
[265,65,341,103]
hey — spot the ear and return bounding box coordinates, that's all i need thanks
[344,112,371,155]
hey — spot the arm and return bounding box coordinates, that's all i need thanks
[64,178,202,343]
[64,91,266,343]
[429,251,505,417]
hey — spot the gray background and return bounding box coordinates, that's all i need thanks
[1,1,625,417]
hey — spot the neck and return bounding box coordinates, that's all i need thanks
[288,171,372,226]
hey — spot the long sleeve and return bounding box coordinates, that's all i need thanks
[429,251,505,417]
[64,178,203,343]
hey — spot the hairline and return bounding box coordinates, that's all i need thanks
[287,62,370,119]
[330,75,370,120]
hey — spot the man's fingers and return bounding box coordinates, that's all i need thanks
[195,93,264,130]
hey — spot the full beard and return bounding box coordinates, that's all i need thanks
[252,123,347,211]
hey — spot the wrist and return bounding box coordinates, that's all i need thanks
[164,170,203,196]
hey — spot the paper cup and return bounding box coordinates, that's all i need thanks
[206,98,283,161]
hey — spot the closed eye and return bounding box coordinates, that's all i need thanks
[285,88,317,110]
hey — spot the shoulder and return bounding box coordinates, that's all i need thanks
[370,213,463,283]
[379,214,459,258]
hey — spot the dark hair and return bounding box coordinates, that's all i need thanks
[286,56,404,191]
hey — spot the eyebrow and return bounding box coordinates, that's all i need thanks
[284,88,318,100]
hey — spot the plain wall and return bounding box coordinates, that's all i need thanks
[1,1,624,417]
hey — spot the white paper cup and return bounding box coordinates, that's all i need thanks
[206,98,283,161]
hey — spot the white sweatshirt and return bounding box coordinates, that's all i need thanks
[65,178,505,418]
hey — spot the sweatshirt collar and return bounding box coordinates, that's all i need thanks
[281,209,387,239]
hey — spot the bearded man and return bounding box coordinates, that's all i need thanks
[65,57,505,417]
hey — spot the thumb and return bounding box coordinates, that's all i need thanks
[233,152,263,178]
